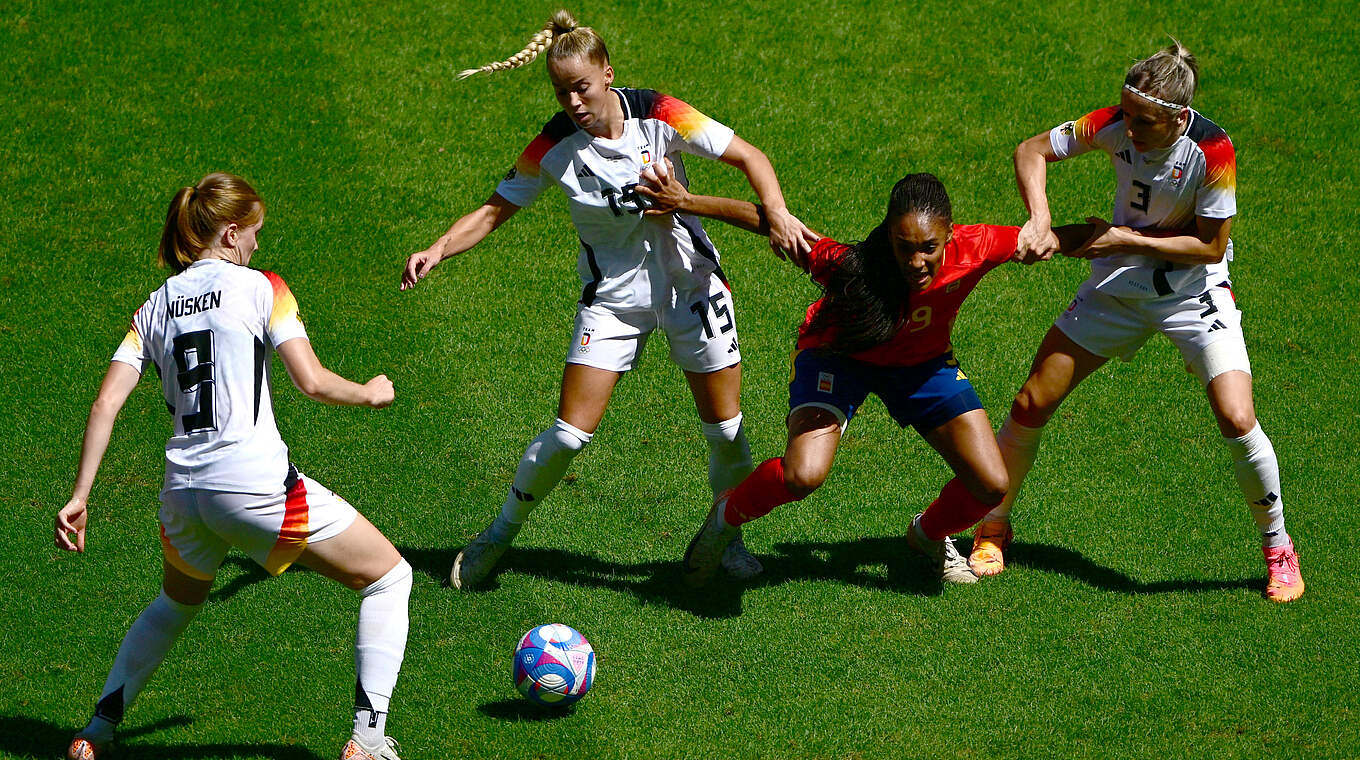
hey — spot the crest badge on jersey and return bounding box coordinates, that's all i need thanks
[640,149,652,165]
[1170,162,1186,187]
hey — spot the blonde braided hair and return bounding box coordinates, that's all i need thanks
[457,9,609,80]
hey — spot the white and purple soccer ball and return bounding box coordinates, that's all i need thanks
[513,623,596,707]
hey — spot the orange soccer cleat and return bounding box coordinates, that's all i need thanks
[968,518,1012,577]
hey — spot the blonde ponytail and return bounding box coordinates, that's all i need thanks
[158,173,264,273]
[457,9,609,80]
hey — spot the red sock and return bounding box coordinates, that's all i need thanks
[919,478,996,540]
[723,457,800,526]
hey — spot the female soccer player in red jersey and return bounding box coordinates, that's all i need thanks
[57,173,410,760]
[634,165,1092,586]
[401,10,813,589]
[968,41,1304,602]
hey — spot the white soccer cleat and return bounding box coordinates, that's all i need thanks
[907,513,978,584]
[340,736,401,760]
[450,524,511,590]
[682,492,740,587]
[721,531,764,579]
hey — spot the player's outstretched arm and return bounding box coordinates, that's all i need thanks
[717,136,815,261]
[1071,215,1232,265]
[401,193,521,291]
[1015,131,1062,262]
[55,361,142,552]
[637,159,820,266]
[276,338,394,408]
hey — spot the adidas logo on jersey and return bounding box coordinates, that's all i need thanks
[576,165,597,179]
[1116,149,1132,164]
[1208,319,1227,332]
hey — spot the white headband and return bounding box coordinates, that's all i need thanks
[1124,83,1186,110]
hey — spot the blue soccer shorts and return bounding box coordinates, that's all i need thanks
[787,349,983,435]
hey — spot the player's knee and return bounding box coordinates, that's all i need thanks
[963,469,1009,507]
[782,461,826,499]
[1215,406,1257,439]
[532,418,593,465]
[1010,384,1057,428]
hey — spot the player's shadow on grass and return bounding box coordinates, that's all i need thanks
[400,535,942,619]
[208,556,275,603]
[0,715,325,760]
[1009,541,1259,594]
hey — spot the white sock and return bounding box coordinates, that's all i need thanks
[701,413,753,497]
[986,415,1044,521]
[82,592,201,743]
[1223,422,1289,548]
[353,559,412,747]
[488,419,593,543]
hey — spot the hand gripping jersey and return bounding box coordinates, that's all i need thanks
[112,259,308,493]
[495,88,736,311]
[796,225,1020,367]
[1050,106,1237,298]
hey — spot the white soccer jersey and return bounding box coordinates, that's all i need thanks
[111,259,308,493]
[495,88,735,310]
[1050,106,1238,298]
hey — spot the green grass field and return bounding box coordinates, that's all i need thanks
[4,0,1358,758]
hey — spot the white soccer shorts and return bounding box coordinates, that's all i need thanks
[1055,280,1252,385]
[566,273,742,374]
[158,466,358,580]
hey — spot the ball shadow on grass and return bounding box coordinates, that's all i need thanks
[477,698,579,722]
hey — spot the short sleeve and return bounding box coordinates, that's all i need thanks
[978,225,1021,264]
[494,135,554,208]
[110,306,150,373]
[1195,132,1237,219]
[261,271,308,347]
[806,237,847,285]
[1049,106,1123,160]
[650,94,736,160]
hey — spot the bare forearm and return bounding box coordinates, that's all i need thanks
[1109,228,1227,265]
[297,367,376,405]
[1015,145,1052,223]
[69,402,117,503]
[432,213,499,260]
[677,193,769,235]
[736,150,788,214]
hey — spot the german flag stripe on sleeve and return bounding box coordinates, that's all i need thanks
[1198,132,1237,192]
[262,270,300,332]
[1074,106,1122,146]
[514,111,577,178]
[514,134,555,178]
[118,320,142,356]
[650,94,720,143]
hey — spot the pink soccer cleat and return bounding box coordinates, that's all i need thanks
[1263,541,1305,603]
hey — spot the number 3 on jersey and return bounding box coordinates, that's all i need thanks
[691,290,734,339]
[172,330,217,433]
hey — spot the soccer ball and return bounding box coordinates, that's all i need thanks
[513,623,596,707]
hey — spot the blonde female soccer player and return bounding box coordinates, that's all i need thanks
[402,10,813,589]
[57,173,411,760]
[968,41,1305,602]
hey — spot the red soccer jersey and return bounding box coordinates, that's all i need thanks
[795,224,1020,366]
